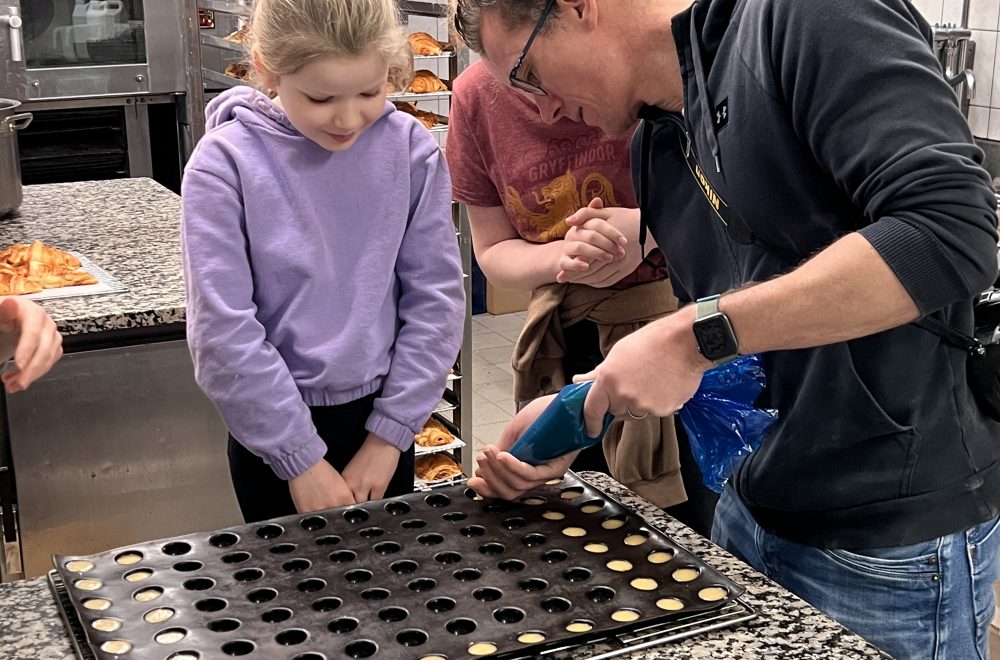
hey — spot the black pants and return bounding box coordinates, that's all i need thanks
[563,320,720,536]
[227,391,415,523]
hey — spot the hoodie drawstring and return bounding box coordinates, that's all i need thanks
[689,2,722,173]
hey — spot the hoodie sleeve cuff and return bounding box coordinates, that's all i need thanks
[266,437,327,481]
[366,411,416,452]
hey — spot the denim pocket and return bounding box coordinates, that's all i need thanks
[968,516,1000,656]
[823,540,939,580]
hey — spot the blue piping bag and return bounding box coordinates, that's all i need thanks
[507,381,616,465]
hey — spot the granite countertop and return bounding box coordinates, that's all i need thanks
[4,179,186,336]
[0,472,889,660]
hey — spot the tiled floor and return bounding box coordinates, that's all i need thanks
[469,311,525,453]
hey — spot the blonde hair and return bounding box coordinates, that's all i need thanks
[247,0,413,89]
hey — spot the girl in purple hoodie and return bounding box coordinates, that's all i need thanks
[181,0,464,522]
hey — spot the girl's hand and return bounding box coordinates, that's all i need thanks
[558,200,643,287]
[289,459,357,513]
[467,395,580,500]
[342,433,402,502]
[0,297,63,394]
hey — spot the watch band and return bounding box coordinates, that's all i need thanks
[696,294,722,321]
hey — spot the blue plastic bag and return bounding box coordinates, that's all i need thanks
[678,354,778,493]
[507,381,615,465]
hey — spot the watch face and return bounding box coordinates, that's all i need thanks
[695,315,738,361]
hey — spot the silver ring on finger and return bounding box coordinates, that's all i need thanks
[626,408,648,420]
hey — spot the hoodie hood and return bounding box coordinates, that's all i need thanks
[203,86,396,138]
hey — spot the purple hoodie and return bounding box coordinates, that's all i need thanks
[181,87,464,480]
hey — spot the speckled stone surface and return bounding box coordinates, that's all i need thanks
[0,472,889,659]
[4,179,186,336]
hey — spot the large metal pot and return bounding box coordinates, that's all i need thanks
[0,99,32,218]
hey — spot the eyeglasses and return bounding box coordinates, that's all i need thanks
[509,0,558,96]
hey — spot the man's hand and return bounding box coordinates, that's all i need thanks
[0,297,62,393]
[467,395,580,500]
[557,200,643,287]
[575,309,708,436]
[342,433,402,502]
[289,459,357,513]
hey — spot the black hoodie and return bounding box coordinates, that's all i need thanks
[634,0,1000,547]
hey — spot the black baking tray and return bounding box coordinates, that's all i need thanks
[51,472,745,660]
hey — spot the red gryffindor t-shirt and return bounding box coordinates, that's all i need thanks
[445,61,666,288]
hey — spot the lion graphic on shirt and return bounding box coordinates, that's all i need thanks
[505,171,620,242]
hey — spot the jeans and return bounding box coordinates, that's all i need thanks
[711,486,1000,660]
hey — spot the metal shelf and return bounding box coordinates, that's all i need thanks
[201,34,245,53]
[198,0,252,17]
[399,0,450,18]
[202,68,249,89]
[388,91,452,103]
[415,52,456,62]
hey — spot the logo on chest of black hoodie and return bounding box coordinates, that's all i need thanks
[714,98,729,131]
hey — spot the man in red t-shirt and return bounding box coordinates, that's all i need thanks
[447,60,718,534]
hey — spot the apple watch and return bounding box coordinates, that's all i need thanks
[693,294,740,365]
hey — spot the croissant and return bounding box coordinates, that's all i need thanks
[224,24,249,43]
[415,454,463,481]
[224,63,250,80]
[393,102,438,129]
[408,32,444,56]
[0,241,98,295]
[408,70,448,94]
[0,273,42,296]
[414,418,453,447]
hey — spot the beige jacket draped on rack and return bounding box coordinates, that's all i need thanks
[511,280,686,508]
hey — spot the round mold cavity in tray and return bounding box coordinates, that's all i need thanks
[291,654,325,660]
[585,586,616,603]
[482,501,514,515]
[155,627,188,644]
[601,515,627,530]
[561,526,587,538]
[517,631,546,644]
[194,598,227,613]
[424,493,451,508]
[255,524,284,540]
[246,587,278,604]
[492,607,525,624]
[540,549,568,564]
[468,641,498,656]
[167,652,202,660]
[629,577,658,591]
[299,515,327,532]
[583,542,609,554]
[343,508,369,524]
[698,586,729,602]
[396,628,429,647]
[656,597,685,611]
[497,559,525,573]
[671,566,701,583]
[540,597,571,613]
[453,568,482,582]
[297,578,326,593]
[344,640,378,658]
[407,577,437,592]
[390,559,419,575]
[344,569,373,584]
[329,550,357,564]
[162,541,193,556]
[234,568,265,582]
[402,519,428,530]
[501,516,526,530]
[460,525,486,538]
[133,586,164,603]
[385,500,411,516]
[219,640,255,656]
[274,628,308,646]
[379,606,409,622]
[442,511,467,522]
[269,543,297,555]
[541,511,565,521]
[82,598,111,612]
[281,558,312,573]
[358,527,385,539]
[91,618,122,632]
[374,541,401,555]
[565,619,594,633]
[611,608,641,622]
[173,561,203,572]
[425,597,455,613]
[472,587,502,602]
[261,607,293,623]
[311,596,342,613]
[417,533,444,546]
[209,532,240,548]
[579,500,605,514]
[73,578,102,591]
[114,551,143,565]
[647,548,675,564]
[361,588,391,601]
[559,486,584,500]
[183,577,216,591]
[99,640,132,654]
[478,542,505,556]
[207,618,242,633]
[562,567,592,582]
[519,496,546,506]
[517,578,547,593]
[65,560,94,573]
[606,559,633,573]
[315,535,342,547]
[221,551,251,564]
[327,617,359,634]
[464,487,484,500]
[521,533,546,547]
[623,530,651,546]
[445,618,477,635]
[434,551,462,565]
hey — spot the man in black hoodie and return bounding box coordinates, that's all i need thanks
[455,0,1000,657]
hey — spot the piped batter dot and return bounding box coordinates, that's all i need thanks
[656,598,685,611]
[698,586,728,602]
[65,560,94,573]
[611,609,640,622]
[584,543,608,554]
[630,577,658,591]
[672,567,700,582]
[561,526,586,537]
[606,560,633,572]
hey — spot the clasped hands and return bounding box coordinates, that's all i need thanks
[289,432,402,513]
[556,198,643,288]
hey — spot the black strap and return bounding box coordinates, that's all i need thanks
[914,315,985,357]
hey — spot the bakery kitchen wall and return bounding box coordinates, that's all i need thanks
[912,0,1000,138]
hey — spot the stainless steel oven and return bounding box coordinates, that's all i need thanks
[0,1,186,101]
